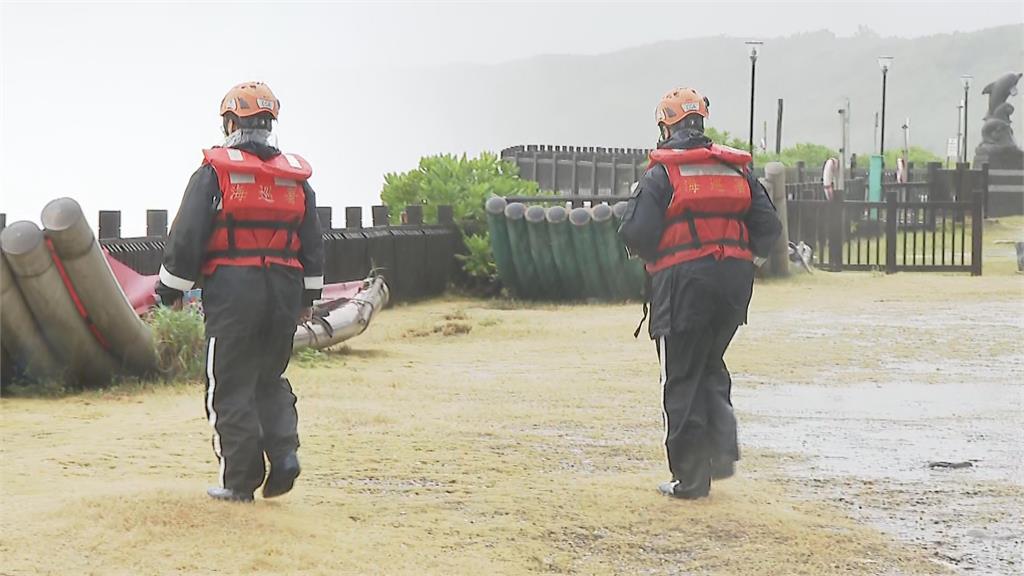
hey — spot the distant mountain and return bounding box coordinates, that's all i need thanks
[410,24,1024,161]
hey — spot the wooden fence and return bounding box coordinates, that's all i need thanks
[30,205,462,303]
[786,189,983,275]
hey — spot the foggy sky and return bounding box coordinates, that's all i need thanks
[2,1,1022,234]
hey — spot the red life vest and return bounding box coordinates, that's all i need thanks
[200,147,312,275]
[646,144,754,274]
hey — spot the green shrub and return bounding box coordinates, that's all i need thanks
[456,233,497,283]
[381,152,539,288]
[381,152,539,228]
[148,305,205,382]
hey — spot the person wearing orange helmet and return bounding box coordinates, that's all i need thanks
[619,87,781,499]
[156,81,324,503]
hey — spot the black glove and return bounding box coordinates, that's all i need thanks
[154,280,183,308]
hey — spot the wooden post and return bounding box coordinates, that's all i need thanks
[316,206,333,230]
[345,206,363,229]
[954,162,968,203]
[437,205,454,225]
[551,150,559,192]
[571,150,579,195]
[829,188,845,271]
[763,162,790,277]
[405,204,424,225]
[371,205,390,226]
[98,210,121,240]
[146,209,168,237]
[885,191,898,274]
[971,190,984,276]
[981,163,990,218]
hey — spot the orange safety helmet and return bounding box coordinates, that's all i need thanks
[655,87,709,126]
[219,81,280,119]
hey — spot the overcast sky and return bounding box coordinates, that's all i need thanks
[2,1,1022,234]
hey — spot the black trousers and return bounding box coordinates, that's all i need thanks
[656,318,740,497]
[204,329,299,493]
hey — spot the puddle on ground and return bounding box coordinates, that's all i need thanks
[731,294,1023,574]
[736,376,1023,574]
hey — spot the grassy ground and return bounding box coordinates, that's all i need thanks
[1,218,1020,576]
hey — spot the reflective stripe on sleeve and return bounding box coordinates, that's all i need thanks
[160,265,195,291]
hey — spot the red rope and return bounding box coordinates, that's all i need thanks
[45,238,111,350]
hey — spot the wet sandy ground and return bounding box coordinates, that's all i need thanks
[734,297,1024,574]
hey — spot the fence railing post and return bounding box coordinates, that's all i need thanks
[885,191,898,274]
[829,188,845,271]
[316,206,333,230]
[405,204,424,225]
[971,191,984,276]
[146,209,168,238]
[98,210,121,240]
[981,163,990,219]
[345,206,363,229]
[371,205,390,226]
[437,205,454,226]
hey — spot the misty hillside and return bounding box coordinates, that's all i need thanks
[409,24,1023,161]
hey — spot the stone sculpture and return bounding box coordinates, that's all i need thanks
[974,72,1024,168]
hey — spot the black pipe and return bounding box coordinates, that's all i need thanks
[749,55,757,153]
[880,68,888,158]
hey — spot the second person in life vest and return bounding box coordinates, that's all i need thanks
[618,87,782,500]
[156,81,325,503]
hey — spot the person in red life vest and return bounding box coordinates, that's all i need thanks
[155,82,325,503]
[618,87,781,499]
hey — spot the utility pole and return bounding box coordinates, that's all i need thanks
[902,117,910,159]
[961,75,972,164]
[775,98,783,154]
[838,100,849,192]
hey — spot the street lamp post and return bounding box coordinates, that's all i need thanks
[961,75,972,164]
[746,41,763,154]
[878,56,894,159]
[956,100,964,167]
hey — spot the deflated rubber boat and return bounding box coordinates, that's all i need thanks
[1,197,388,387]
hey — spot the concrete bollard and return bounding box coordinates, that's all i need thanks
[762,162,790,277]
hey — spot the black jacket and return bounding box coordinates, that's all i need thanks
[157,141,325,337]
[618,130,782,338]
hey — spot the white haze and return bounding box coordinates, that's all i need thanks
[2,1,1021,234]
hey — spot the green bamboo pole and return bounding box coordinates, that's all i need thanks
[545,205,584,299]
[485,196,521,296]
[504,202,540,299]
[568,207,610,299]
[524,205,562,299]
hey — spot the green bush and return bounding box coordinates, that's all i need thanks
[381,152,540,285]
[456,233,497,284]
[148,305,205,382]
[381,152,539,229]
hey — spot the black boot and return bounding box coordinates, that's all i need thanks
[207,487,254,503]
[711,460,735,480]
[263,452,301,498]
